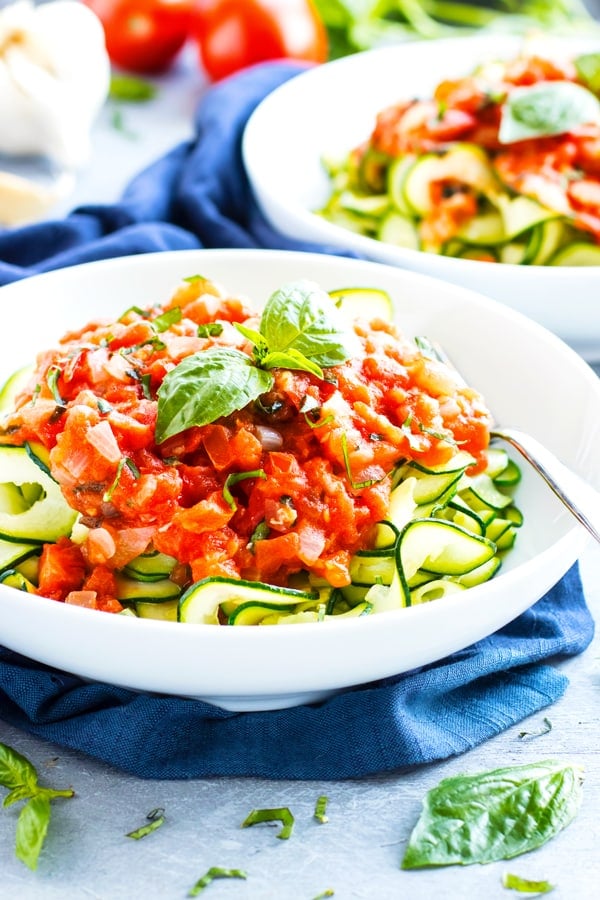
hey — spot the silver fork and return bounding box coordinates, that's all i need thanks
[419,338,600,546]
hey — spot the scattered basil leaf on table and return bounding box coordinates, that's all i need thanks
[155,281,357,442]
[401,759,583,868]
[499,81,600,144]
[0,742,75,871]
[502,872,555,893]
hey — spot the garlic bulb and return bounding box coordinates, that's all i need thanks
[0,0,110,225]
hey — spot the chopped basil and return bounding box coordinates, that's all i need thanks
[402,760,583,869]
[188,867,247,896]
[126,807,165,840]
[97,398,113,414]
[119,305,149,321]
[103,457,141,503]
[0,742,74,871]
[518,717,552,740]
[248,519,270,550]
[502,872,555,893]
[241,807,295,840]
[156,280,357,442]
[314,795,329,824]
[46,365,64,408]
[222,469,266,511]
[499,81,600,144]
[152,307,182,333]
[197,322,223,338]
[140,374,152,400]
[341,433,383,489]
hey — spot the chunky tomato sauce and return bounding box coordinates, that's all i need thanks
[1,277,492,611]
[366,53,600,245]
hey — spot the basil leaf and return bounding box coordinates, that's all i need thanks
[156,348,273,443]
[499,81,600,144]
[262,348,324,379]
[260,280,360,368]
[0,743,38,793]
[15,794,51,871]
[575,52,600,96]
[402,759,583,868]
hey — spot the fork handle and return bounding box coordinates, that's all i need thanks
[491,427,600,545]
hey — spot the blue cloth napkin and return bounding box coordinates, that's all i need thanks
[0,62,595,779]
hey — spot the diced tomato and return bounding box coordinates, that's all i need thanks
[38,538,87,601]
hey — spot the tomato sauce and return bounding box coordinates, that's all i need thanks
[0,276,492,608]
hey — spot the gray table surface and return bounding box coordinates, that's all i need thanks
[1,48,600,900]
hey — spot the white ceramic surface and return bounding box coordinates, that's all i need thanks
[242,34,600,361]
[0,249,597,710]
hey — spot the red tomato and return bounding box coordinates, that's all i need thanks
[83,0,194,74]
[193,0,328,82]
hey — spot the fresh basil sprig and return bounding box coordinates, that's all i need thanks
[401,759,583,868]
[156,280,358,443]
[499,81,600,144]
[0,742,75,871]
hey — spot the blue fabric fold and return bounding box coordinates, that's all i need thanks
[0,62,595,779]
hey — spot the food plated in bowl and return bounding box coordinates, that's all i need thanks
[242,34,600,360]
[0,249,597,710]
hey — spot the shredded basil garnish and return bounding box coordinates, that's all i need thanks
[103,457,141,503]
[340,433,382,489]
[46,365,64,407]
[152,307,182,333]
[222,469,266,511]
[197,322,224,338]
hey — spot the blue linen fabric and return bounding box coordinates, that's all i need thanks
[0,62,595,779]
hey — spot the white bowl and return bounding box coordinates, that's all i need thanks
[0,249,597,710]
[243,34,600,361]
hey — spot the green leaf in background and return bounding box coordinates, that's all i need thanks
[499,81,600,144]
[260,280,360,369]
[15,794,51,871]
[575,51,600,95]
[313,0,599,58]
[401,759,584,868]
[155,348,274,443]
[0,743,38,794]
